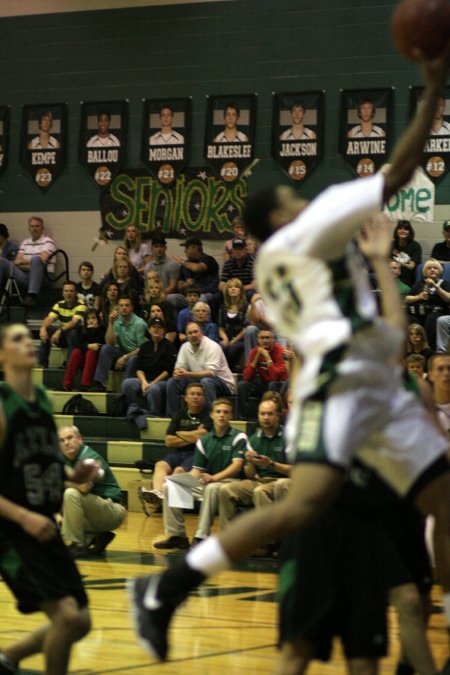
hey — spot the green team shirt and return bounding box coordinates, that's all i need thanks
[247,426,286,478]
[65,443,122,502]
[192,426,247,474]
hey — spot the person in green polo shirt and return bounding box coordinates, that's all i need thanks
[153,398,247,550]
[59,425,126,557]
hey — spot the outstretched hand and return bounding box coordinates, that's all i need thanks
[357,215,392,260]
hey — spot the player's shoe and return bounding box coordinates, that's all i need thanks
[441,657,450,674]
[128,575,174,661]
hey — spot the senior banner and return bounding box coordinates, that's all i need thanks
[79,100,128,188]
[383,165,435,223]
[339,88,393,178]
[20,103,67,190]
[272,91,324,183]
[99,167,247,240]
[410,86,450,185]
[0,107,9,178]
[204,94,257,183]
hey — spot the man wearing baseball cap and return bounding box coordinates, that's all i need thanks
[431,221,450,264]
[219,237,256,298]
[173,237,219,306]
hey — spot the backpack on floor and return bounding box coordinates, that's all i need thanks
[110,393,128,417]
[62,394,99,416]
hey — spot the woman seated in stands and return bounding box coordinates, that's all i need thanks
[111,257,142,305]
[99,281,120,327]
[100,245,142,288]
[406,259,450,350]
[406,322,433,368]
[390,219,422,287]
[123,224,151,274]
[143,303,177,343]
[192,301,220,343]
[62,308,106,391]
[218,277,249,370]
[141,277,176,333]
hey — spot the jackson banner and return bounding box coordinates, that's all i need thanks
[0,107,9,178]
[410,86,450,184]
[272,91,324,183]
[79,100,127,188]
[20,103,67,190]
[99,167,247,240]
[339,88,393,178]
[204,94,257,183]
[141,97,191,186]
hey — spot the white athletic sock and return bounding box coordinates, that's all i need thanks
[443,592,450,627]
[0,653,16,671]
[185,535,231,577]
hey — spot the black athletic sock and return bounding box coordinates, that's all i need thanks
[395,663,414,675]
[157,561,206,605]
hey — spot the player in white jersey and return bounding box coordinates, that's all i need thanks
[149,105,184,145]
[86,111,120,147]
[347,99,386,138]
[129,46,450,669]
[430,96,450,135]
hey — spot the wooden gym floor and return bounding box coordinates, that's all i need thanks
[0,512,448,674]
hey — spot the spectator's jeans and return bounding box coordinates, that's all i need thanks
[0,256,47,295]
[38,326,81,368]
[93,344,138,387]
[166,376,231,417]
[121,377,167,417]
[436,315,450,352]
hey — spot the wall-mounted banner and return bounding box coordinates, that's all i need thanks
[204,94,256,183]
[99,167,247,240]
[20,103,67,190]
[383,165,435,223]
[141,97,190,186]
[272,91,324,183]
[0,107,9,178]
[410,86,450,185]
[79,100,127,188]
[339,88,392,178]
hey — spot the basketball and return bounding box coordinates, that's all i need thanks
[391,0,450,61]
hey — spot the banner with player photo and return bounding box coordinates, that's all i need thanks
[79,100,127,189]
[272,91,324,183]
[99,167,247,241]
[410,86,450,184]
[204,94,256,183]
[20,103,67,190]
[0,107,9,178]
[339,88,393,178]
[141,97,190,186]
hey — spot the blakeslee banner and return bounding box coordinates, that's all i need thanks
[0,107,9,178]
[79,100,128,188]
[204,94,257,183]
[20,103,67,190]
[99,167,247,240]
[339,88,393,178]
[410,86,450,185]
[272,91,324,183]
[141,97,190,186]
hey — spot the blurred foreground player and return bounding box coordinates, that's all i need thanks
[129,47,450,668]
[0,324,102,675]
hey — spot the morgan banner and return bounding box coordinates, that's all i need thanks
[0,107,9,178]
[410,86,450,185]
[339,88,393,178]
[20,103,67,190]
[99,167,247,240]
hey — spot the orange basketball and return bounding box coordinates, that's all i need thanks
[391,0,450,61]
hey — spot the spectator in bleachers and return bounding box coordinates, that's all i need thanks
[192,301,220,343]
[406,323,433,366]
[0,216,56,308]
[176,284,200,342]
[143,303,177,342]
[139,382,212,513]
[236,328,288,420]
[219,237,256,299]
[218,278,249,371]
[90,296,147,391]
[99,281,120,327]
[389,259,410,302]
[406,259,450,349]
[121,317,176,428]
[38,281,86,369]
[431,220,450,264]
[76,261,101,310]
[405,353,427,380]
[0,223,19,261]
[112,257,142,305]
[153,398,246,549]
[391,220,422,287]
[144,233,180,296]
[174,237,219,306]
[244,291,273,361]
[223,216,257,262]
[100,245,141,289]
[141,277,177,332]
[165,321,235,416]
[62,309,106,392]
[123,224,151,273]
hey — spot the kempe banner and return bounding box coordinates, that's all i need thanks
[99,167,247,240]
[79,100,128,188]
[339,88,392,178]
[20,103,67,190]
[410,86,450,185]
[272,91,324,183]
[204,94,256,183]
[141,97,191,186]
[0,107,9,178]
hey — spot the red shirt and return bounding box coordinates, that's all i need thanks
[243,342,288,383]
